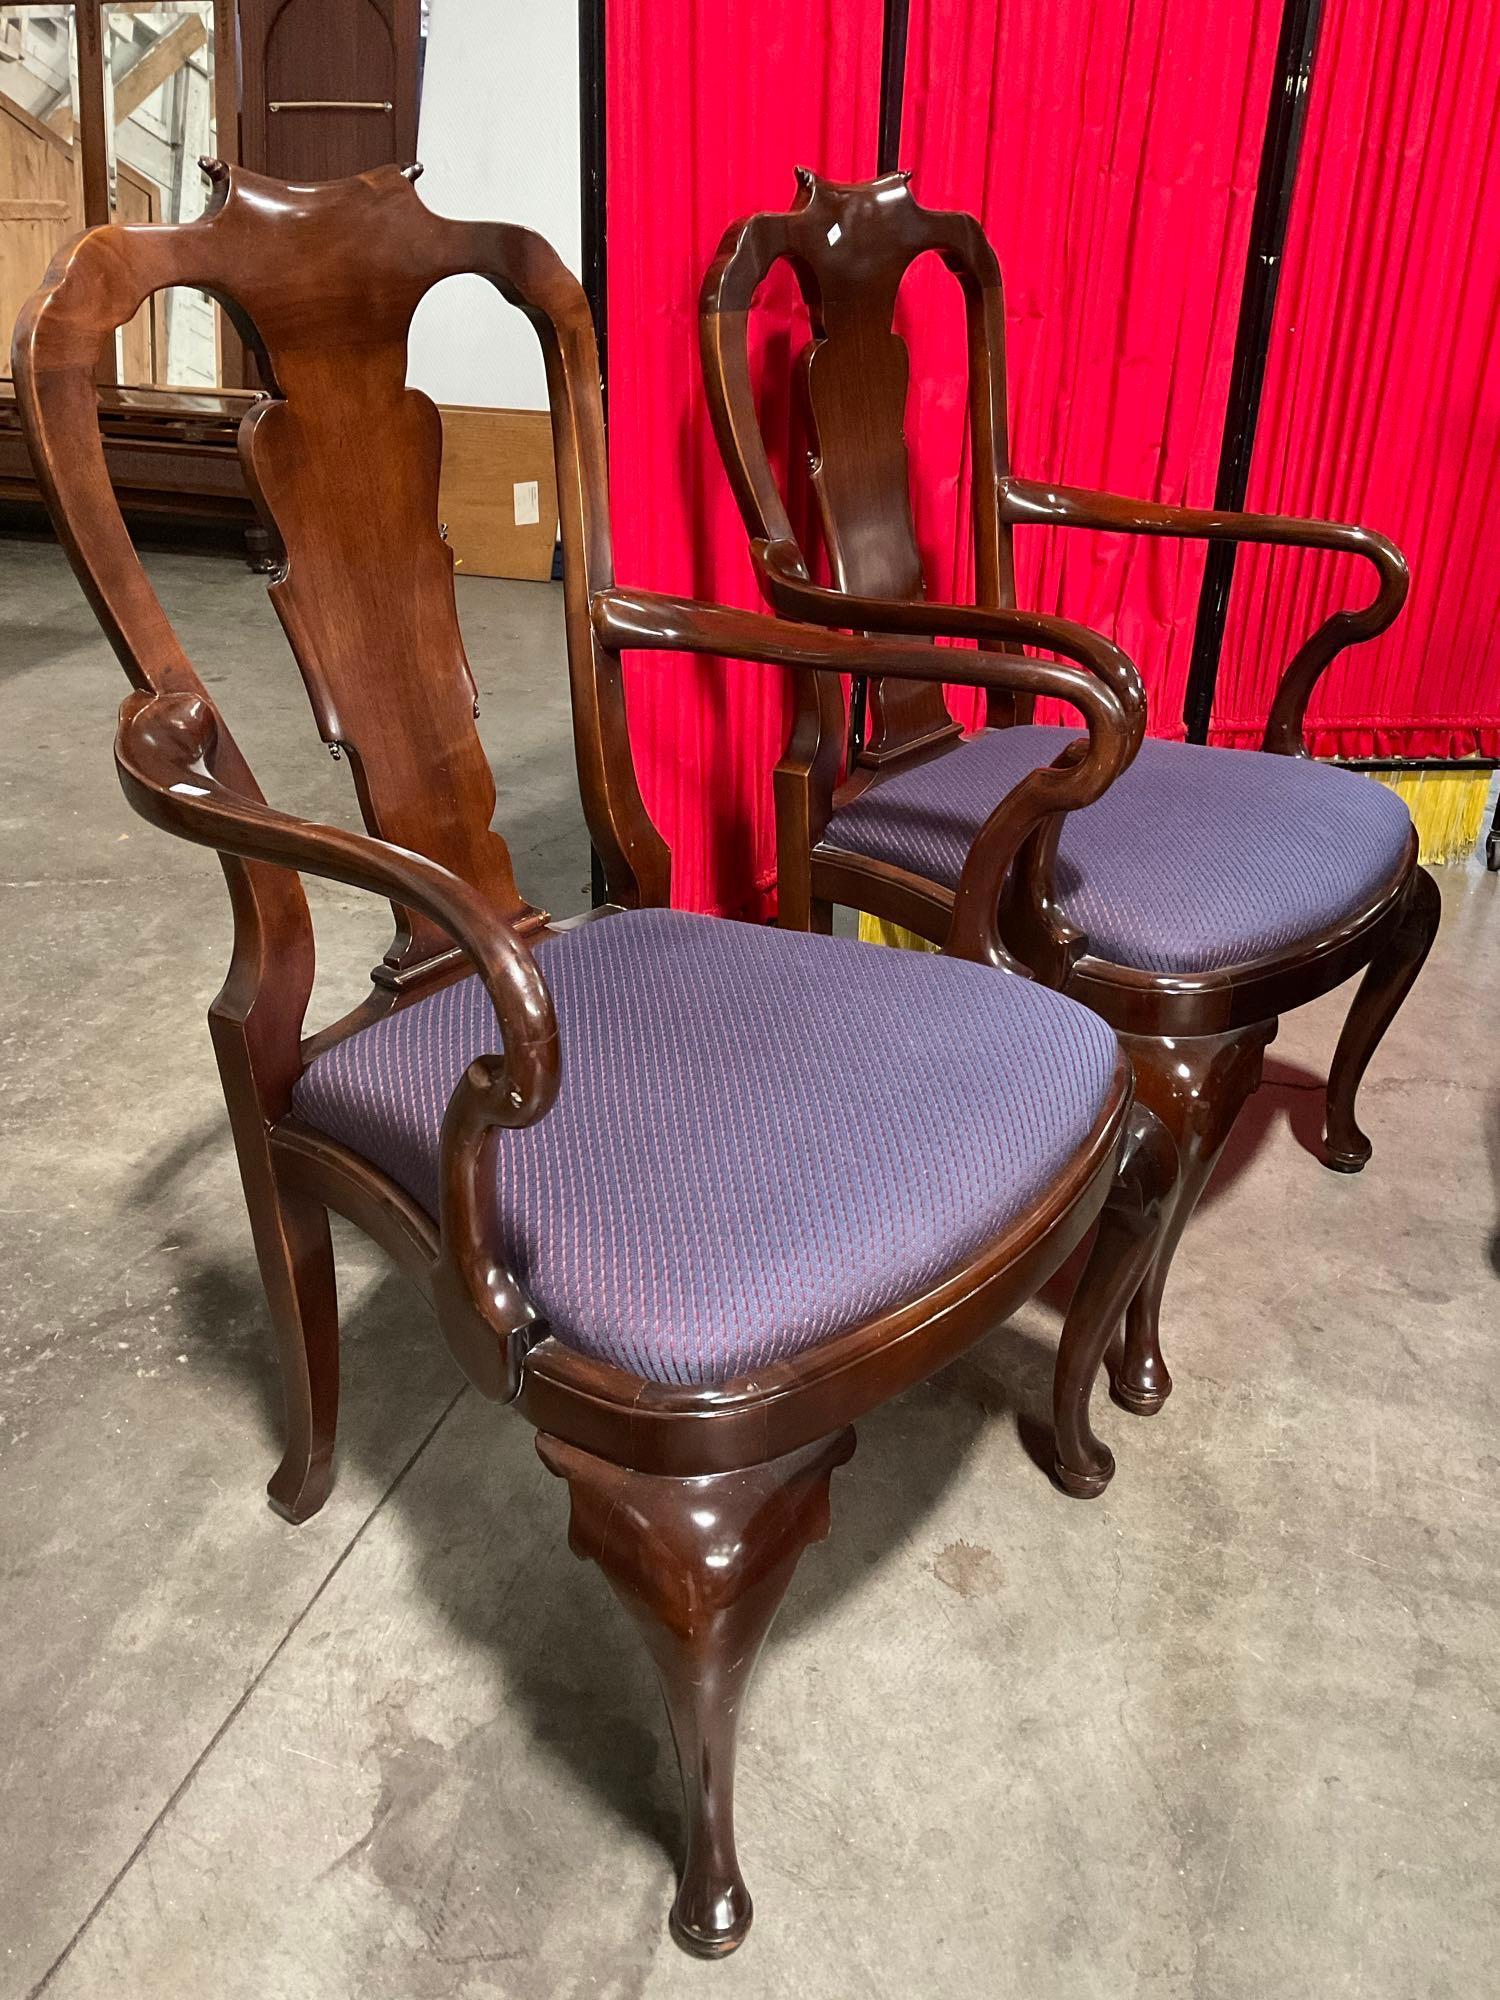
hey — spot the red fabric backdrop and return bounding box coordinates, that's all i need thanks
[606,0,883,916]
[897,0,1283,733]
[1212,0,1500,758]
[606,0,1500,916]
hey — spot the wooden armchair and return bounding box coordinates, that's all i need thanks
[701,168,1439,1423]
[15,164,1178,1958]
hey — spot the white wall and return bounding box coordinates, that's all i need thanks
[407,0,581,411]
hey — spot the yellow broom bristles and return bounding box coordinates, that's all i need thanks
[857,914,939,951]
[1370,769,1492,866]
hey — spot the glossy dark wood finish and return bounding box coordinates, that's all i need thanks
[538,1426,857,1955]
[595,584,1145,977]
[1055,1102,1178,1495]
[15,166,1176,1956]
[1323,862,1441,1171]
[1115,1022,1278,1415]
[701,169,1437,1399]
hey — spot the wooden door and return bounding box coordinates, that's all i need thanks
[238,0,420,183]
[0,92,78,367]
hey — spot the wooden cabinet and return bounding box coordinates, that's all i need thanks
[1,0,422,557]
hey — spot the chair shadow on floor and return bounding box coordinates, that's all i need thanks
[121,1045,1337,1881]
[133,1122,1001,1864]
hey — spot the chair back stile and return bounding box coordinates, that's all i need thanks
[700,168,1023,769]
[11,161,671,1082]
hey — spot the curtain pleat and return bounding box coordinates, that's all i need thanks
[1213,0,1500,758]
[605,0,1496,923]
[898,0,1283,734]
[606,0,883,916]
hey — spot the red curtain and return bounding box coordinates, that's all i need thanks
[1212,0,1500,758]
[896,0,1283,733]
[606,0,883,916]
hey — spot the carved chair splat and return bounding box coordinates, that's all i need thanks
[16,164,1179,1957]
[701,169,1439,1415]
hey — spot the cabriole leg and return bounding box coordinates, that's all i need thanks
[1114,1022,1277,1416]
[1324,866,1440,1172]
[212,1033,340,1524]
[537,1427,856,1956]
[1053,1105,1178,1497]
[257,1182,340,1523]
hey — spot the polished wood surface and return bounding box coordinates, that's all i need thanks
[1116,1021,1278,1415]
[1054,1102,1179,1496]
[1323,864,1442,1171]
[701,168,1438,1403]
[15,165,1180,1955]
[238,0,420,186]
[538,1427,857,1956]
[594,583,1144,976]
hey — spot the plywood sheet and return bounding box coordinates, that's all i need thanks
[437,404,559,583]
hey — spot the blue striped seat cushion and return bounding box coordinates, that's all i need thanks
[825,726,1414,974]
[292,909,1119,1386]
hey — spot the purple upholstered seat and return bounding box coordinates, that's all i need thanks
[292,909,1118,1387]
[824,726,1414,975]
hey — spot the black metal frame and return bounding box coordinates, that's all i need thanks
[845,0,914,762]
[581,0,610,906]
[1182,0,1326,744]
[877,0,912,176]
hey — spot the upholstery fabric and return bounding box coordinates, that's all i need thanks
[292,909,1118,1387]
[824,727,1414,974]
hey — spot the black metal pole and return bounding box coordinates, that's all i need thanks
[580,0,610,905]
[878,0,912,175]
[845,0,913,763]
[1181,0,1326,744]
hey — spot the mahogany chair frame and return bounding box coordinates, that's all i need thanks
[15,163,1179,1957]
[700,169,1440,1421]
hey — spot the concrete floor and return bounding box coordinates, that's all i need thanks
[2,535,1497,2000]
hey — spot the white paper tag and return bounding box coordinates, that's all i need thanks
[513,479,540,527]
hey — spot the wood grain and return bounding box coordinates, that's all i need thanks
[15,165,1189,1957]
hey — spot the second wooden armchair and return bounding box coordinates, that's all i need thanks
[17,164,1176,1957]
[701,169,1440,1423]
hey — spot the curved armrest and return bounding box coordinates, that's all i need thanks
[746,557,1143,718]
[593,584,1142,718]
[999,478,1409,752]
[117,687,560,1400]
[592,586,1146,975]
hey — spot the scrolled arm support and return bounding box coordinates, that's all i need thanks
[998,478,1409,753]
[592,587,1145,976]
[115,687,560,1399]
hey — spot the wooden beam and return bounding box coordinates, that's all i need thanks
[112,15,207,126]
[72,2,110,228]
[46,14,208,140]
